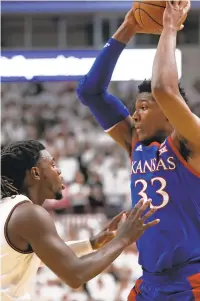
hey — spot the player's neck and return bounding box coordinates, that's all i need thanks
[142,133,168,146]
[22,186,45,205]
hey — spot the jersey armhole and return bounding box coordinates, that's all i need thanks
[4,201,34,254]
[168,136,200,178]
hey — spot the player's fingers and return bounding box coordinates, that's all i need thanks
[134,199,151,220]
[118,213,128,228]
[124,210,131,218]
[173,0,179,9]
[166,1,173,10]
[113,211,126,222]
[134,199,145,209]
[107,211,126,230]
[183,2,191,14]
[143,219,160,230]
[179,0,187,9]
[141,207,157,223]
[129,199,144,217]
[126,200,144,220]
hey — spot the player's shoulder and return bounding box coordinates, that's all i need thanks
[10,202,50,229]
[10,202,53,240]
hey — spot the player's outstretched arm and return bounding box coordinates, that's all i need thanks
[38,211,129,267]
[152,0,200,148]
[77,10,137,154]
[38,211,126,267]
[11,201,158,288]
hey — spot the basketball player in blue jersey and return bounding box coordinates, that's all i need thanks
[77,0,200,300]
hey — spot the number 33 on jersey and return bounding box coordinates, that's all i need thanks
[131,138,199,210]
[135,177,169,209]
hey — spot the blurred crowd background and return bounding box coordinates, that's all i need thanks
[1,1,200,300]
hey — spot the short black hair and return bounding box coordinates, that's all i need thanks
[138,79,188,104]
[1,140,45,198]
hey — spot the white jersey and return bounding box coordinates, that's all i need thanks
[0,195,41,301]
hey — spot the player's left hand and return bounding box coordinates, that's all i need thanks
[90,211,128,250]
[163,0,191,31]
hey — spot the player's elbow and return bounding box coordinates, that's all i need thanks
[152,78,179,100]
[71,272,88,289]
[62,262,87,289]
[76,77,89,104]
[152,86,166,100]
[69,279,82,289]
[63,274,83,289]
[152,86,177,102]
[77,77,105,104]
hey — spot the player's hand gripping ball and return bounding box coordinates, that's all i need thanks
[133,0,188,34]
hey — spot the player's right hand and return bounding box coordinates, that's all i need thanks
[124,8,162,35]
[115,199,160,247]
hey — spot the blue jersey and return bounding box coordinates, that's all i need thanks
[131,136,200,273]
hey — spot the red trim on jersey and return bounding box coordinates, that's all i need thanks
[188,273,200,300]
[4,201,34,254]
[127,288,137,300]
[128,279,143,301]
[168,136,200,178]
[147,141,160,148]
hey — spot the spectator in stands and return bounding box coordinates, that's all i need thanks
[68,171,90,214]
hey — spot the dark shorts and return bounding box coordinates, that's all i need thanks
[128,264,200,301]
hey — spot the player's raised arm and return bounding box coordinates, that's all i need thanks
[151,0,200,148]
[77,10,138,154]
[12,201,158,288]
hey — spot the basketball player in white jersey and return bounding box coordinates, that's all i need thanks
[1,140,159,301]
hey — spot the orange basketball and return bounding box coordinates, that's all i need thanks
[133,1,186,34]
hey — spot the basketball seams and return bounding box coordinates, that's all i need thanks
[134,8,163,27]
[139,1,144,27]
[134,1,166,8]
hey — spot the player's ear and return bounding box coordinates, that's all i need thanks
[31,167,40,180]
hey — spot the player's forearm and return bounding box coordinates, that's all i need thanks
[152,27,179,94]
[113,20,136,44]
[77,20,136,95]
[74,237,125,286]
[39,239,94,267]
[76,21,134,130]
